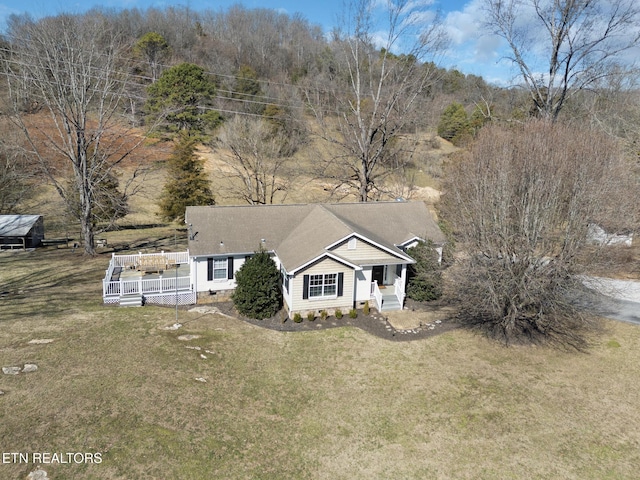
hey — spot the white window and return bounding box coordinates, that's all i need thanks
[309,273,337,297]
[208,257,228,281]
[348,237,357,250]
[213,259,227,279]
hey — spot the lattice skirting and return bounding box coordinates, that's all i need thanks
[104,297,120,305]
[144,291,197,306]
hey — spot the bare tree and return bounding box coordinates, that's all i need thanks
[441,120,636,348]
[0,133,37,214]
[483,0,640,121]
[4,14,149,254]
[304,0,447,201]
[214,116,300,204]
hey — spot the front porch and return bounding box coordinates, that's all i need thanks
[103,251,195,306]
[369,264,406,312]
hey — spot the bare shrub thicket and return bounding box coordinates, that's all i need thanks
[441,120,636,348]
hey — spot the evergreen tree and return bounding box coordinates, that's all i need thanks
[134,32,170,82]
[233,65,264,115]
[469,104,491,134]
[437,102,471,145]
[146,63,221,135]
[158,132,214,222]
[232,249,282,319]
[406,240,443,302]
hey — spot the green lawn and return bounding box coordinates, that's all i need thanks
[1,246,640,479]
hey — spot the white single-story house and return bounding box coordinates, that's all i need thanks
[0,215,44,249]
[184,201,445,316]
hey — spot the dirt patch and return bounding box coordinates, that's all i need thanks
[384,306,455,330]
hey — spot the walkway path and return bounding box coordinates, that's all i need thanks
[581,276,640,325]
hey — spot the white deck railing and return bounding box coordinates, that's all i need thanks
[110,250,190,268]
[104,262,116,290]
[371,280,383,311]
[103,250,192,300]
[103,275,192,298]
[393,275,405,306]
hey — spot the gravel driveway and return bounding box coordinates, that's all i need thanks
[580,276,640,325]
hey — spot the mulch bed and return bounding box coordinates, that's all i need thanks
[213,301,460,342]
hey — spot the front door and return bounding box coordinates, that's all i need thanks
[372,265,384,285]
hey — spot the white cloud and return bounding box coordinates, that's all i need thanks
[436,0,518,83]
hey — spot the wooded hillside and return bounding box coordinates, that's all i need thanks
[1,3,638,243]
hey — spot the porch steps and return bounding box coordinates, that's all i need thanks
[380,294,401,312]
[119,293,143,307]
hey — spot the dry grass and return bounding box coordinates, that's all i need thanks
[200,127,451,206]
[1,246,640,479]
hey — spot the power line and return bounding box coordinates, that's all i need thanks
[0,26,434,123]
[0,60,310,120]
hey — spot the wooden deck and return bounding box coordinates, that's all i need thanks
[103,251,195,306]
[110,263,191,282]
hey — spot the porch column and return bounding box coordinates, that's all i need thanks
[400,264,407,302]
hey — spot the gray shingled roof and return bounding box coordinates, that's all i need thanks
[0,215,42,237]
[185,202,445,272]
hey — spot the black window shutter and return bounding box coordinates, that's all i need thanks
[303,275,309,299]
[337,272,344,297]
[227,257,234,279]
[207,258,213,281]
[395,264,402,277]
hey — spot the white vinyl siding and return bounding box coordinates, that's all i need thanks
[194,255,244,292]
[354,267,373,302]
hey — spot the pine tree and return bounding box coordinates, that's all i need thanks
[233,65,264,115]
[232,249,282,319]
[158,132,215,222]
[406,240,443,302]
[437,102,471,145]
[146,62,221,135]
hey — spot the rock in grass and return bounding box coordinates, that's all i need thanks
[2,366,21,375]
[27,468,49,479]
[177,334,201,341]
[22,364,38,373]
[160,323,182,330]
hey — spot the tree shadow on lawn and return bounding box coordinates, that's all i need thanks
[0,249,105,318]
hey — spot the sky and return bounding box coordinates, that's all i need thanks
[0,0,518,84]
